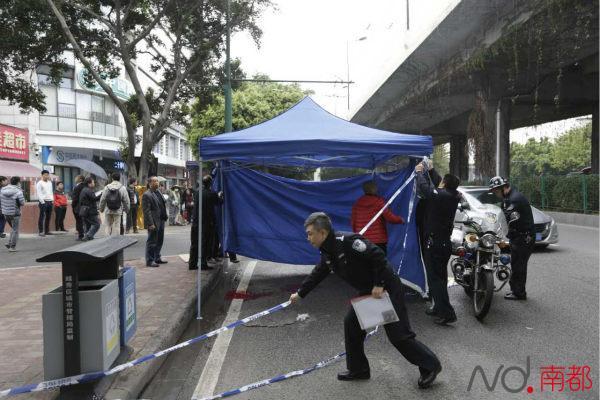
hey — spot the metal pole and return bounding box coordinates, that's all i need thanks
[495,100,501,176]
[220,162,228,270]
[346,41,350,110]
[196,159,203,319]
[224,0,233,133]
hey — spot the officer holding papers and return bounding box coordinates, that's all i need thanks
[290,212,442,388]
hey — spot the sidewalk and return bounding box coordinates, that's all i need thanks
[0,254,224,399]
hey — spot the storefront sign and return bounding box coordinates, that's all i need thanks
[0,124,29,161]
[44,147,93,166]
[75,65,135,100]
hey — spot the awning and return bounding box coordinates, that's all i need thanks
[0,160,44,178]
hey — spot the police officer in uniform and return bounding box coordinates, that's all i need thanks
[489,176,535,300]
[416,162,461,325]
[290,212,442,389]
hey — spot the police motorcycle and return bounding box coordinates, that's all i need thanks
[450,203,512,320]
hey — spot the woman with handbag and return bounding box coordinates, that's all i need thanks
[79,177,100,241]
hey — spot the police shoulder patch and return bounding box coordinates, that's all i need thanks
[352,239,367,253]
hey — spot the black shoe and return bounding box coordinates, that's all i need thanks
[0,233,5,238]
[418,363,442,389]
[147,263,159,267]
[425,307,437,316]
[45,232,53,235]
[337,370,370,381]
[504,292,526,300]
[200,265,214,270]
[156,259,168,264]
[230,258,240,263]
[434,315,457,325]
[4,244,10,249]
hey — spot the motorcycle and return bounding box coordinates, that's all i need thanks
[450,211,512,320]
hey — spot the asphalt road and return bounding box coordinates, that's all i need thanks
[0,225,192,268]
[141,223,599,400]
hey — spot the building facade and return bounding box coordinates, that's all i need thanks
[0,56,194,196]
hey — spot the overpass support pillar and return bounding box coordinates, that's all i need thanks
[494,98,511,178]
[592,103,598,174]
[450,136,469,182]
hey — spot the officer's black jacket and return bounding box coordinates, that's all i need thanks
[502,188,535,239]
[297,230,397,298]
[416,171,461,241]
[191,188,220,227]
[415,168,442,231]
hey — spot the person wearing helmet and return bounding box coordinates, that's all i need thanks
[489,176,535,300]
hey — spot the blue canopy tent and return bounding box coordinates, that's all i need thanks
[195,97,433,315]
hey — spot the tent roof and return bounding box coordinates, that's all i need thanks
[199,97,432,168]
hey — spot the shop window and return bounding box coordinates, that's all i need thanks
[77,119,92,134]
[39,116,58,131]
[59,117,77,132]
[93,121,105,136]
[76,92,91,120]
[58,103,76,118]
[40,85,57,116]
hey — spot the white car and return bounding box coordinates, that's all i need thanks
[458,186,559,247]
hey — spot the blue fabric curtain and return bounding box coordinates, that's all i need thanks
[216,162,427,294]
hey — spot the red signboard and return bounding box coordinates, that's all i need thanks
[0,124,29,161]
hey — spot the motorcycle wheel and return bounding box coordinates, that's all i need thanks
[473,270,494,321]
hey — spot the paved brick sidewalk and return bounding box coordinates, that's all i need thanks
[0,255,218,399]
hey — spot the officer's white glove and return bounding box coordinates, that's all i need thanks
[290,292,301,304]
[371,286,385,299]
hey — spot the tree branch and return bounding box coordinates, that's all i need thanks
[45,0,135,139]
[70,2,116,33]
[127,0,173,51]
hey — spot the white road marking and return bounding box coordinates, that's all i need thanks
[192,260,257,399]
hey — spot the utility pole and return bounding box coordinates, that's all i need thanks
[224,0,233,133]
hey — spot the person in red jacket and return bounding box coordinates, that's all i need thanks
[53,181,68,232]
[351,180,404,255]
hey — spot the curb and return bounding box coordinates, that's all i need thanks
[546,211,599,228]
[97,262,226,400]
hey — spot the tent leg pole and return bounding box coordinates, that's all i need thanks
[197,159,203,320]
[220,162,228,271]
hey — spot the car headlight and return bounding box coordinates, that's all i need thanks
[485,212,498,224]
[480,233,496,248]
[465,233,479,250]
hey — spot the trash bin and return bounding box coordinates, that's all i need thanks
[42,279,120,379]
[37,236,137,382]
[118,266,137,346]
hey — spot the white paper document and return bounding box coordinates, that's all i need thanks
[351,292,399,330]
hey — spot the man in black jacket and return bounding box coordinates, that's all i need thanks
[126,177,139,234]
[79,177,100,241]
[189,176,221,270]
[416,162,461,325]
[489,176,535,300]
[290,212,441,389]
[142,176,168,267]
[71,175,85,240]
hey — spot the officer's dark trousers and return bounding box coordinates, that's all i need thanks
[344,281,440,374]
[509,236,534,296]
[423,238,456,318]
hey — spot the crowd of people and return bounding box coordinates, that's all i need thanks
[0,170,196,252]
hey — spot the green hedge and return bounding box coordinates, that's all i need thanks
[511,175,599,214]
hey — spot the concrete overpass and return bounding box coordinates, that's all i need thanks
[351,0,599,179]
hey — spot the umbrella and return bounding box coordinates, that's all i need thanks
[156,176,167,182]
[66,159,108,180]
